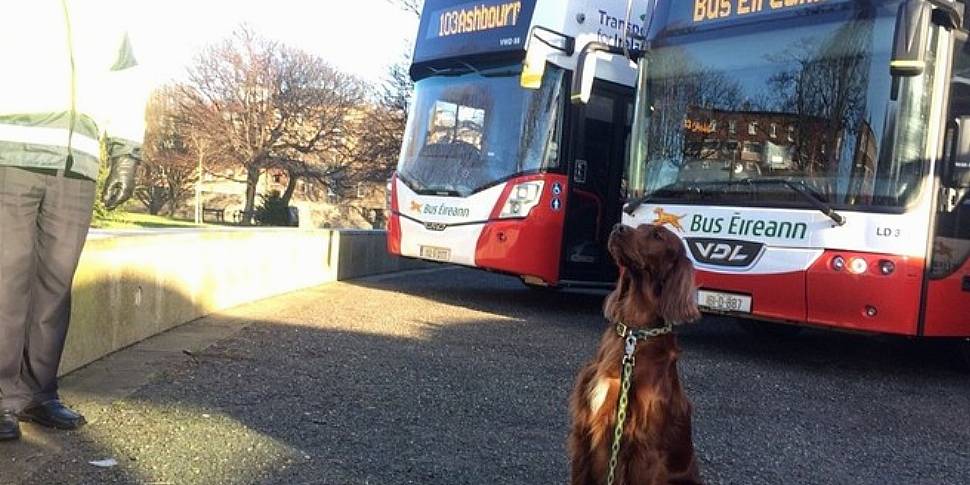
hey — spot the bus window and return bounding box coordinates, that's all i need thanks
[427,101,485,149]
[399,65,566,195]
[627,9,936,212]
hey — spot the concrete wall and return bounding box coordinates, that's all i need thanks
[62,229,428,375]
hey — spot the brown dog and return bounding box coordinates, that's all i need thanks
[569,223,703,485]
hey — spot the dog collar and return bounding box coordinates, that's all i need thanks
[614,321,672,341]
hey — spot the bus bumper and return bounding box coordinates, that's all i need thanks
[697,250,924,336]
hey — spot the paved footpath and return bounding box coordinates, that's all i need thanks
[2,267,968,485]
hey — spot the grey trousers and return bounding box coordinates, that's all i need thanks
[0,166,94,412]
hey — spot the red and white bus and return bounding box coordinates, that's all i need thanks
[388,0,651,287]
[584,0,970,337]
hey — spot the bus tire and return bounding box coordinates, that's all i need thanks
[736,318,803,338]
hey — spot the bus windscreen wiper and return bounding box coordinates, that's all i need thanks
[623,183,703,215]
[703,179,846,226]
[624,179,846,226]
[427,67,472,77]
[433,63,518,79]
[744,179,846,226]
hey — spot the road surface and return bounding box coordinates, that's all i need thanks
[3,267,968,484]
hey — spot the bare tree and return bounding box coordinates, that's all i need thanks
[386,0,422,16]
[355,56,413,184]
[644,47,743,167]
[178,27,366,224]
[139,86,201,216]
[768,19,872,178]
[272,48,367,206]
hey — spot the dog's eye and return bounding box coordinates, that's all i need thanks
[653,231,663,240]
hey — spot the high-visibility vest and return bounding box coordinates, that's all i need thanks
[0,0,147,181]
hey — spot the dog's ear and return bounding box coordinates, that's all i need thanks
[658,255,701,324]
[604,266,630,323]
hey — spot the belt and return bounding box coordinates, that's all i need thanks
[13,166,94,181]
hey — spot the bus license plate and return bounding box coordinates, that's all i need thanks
[697,290,752,313]
[420,245,451,262]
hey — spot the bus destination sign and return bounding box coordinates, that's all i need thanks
[413,0,537,64]
[432,1,524,38]
[693,0,826,23]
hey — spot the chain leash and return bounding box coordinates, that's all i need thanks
[605,322,672,485]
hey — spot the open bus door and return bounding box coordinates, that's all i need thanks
[925,29,970,338]
[559,81,633,285]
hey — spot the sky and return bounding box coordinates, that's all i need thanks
[130,0,420,85]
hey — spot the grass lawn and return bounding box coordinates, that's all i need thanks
[91,212,211,229]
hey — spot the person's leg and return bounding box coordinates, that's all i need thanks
[0,167,43,414]
[19,174,94,409]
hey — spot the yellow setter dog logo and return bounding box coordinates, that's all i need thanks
[410,201,423,214]
[652,208,686,232]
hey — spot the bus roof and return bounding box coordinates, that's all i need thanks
[648,0,891,41]
[411,0,653,76]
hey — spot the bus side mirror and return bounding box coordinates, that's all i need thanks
[947,117,970,188]
[891,0,963,76]
[521,27,574,90]
[521,47,548,90]
[570,42,628,104]
[891,0,932,76]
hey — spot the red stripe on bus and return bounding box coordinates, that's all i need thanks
[806,251,923,336]
[387,174,402,255]
[697,251,925,336]
[476,174,568,285]
[696,269,807,323]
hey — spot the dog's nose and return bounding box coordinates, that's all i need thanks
[614,223,627,233]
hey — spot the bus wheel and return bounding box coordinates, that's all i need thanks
[736,319,803,338]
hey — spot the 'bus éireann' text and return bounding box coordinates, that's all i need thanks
[693,0,825,23]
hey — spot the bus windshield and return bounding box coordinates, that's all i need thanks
[398,64,564,196]
[627,1,936,211]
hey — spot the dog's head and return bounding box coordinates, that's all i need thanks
[606,223,701,325]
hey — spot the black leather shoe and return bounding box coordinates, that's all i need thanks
[18,400,85,430]
[0,410,20,441]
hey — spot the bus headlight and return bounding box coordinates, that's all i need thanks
[499,181,545,219]
[848,258,869,275]
[831,255,846,271]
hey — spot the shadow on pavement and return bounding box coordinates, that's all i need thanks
[13,317,591,484]
[350,267,610,325]
[2,267,967,485]
[357,268,969,376]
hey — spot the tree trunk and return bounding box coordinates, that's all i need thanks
[145,187,159,215]
[165,189,177,217]
[150,186,167,215]
[243,166,260,225]
[168,185,188,218]
[281,170,299,206]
